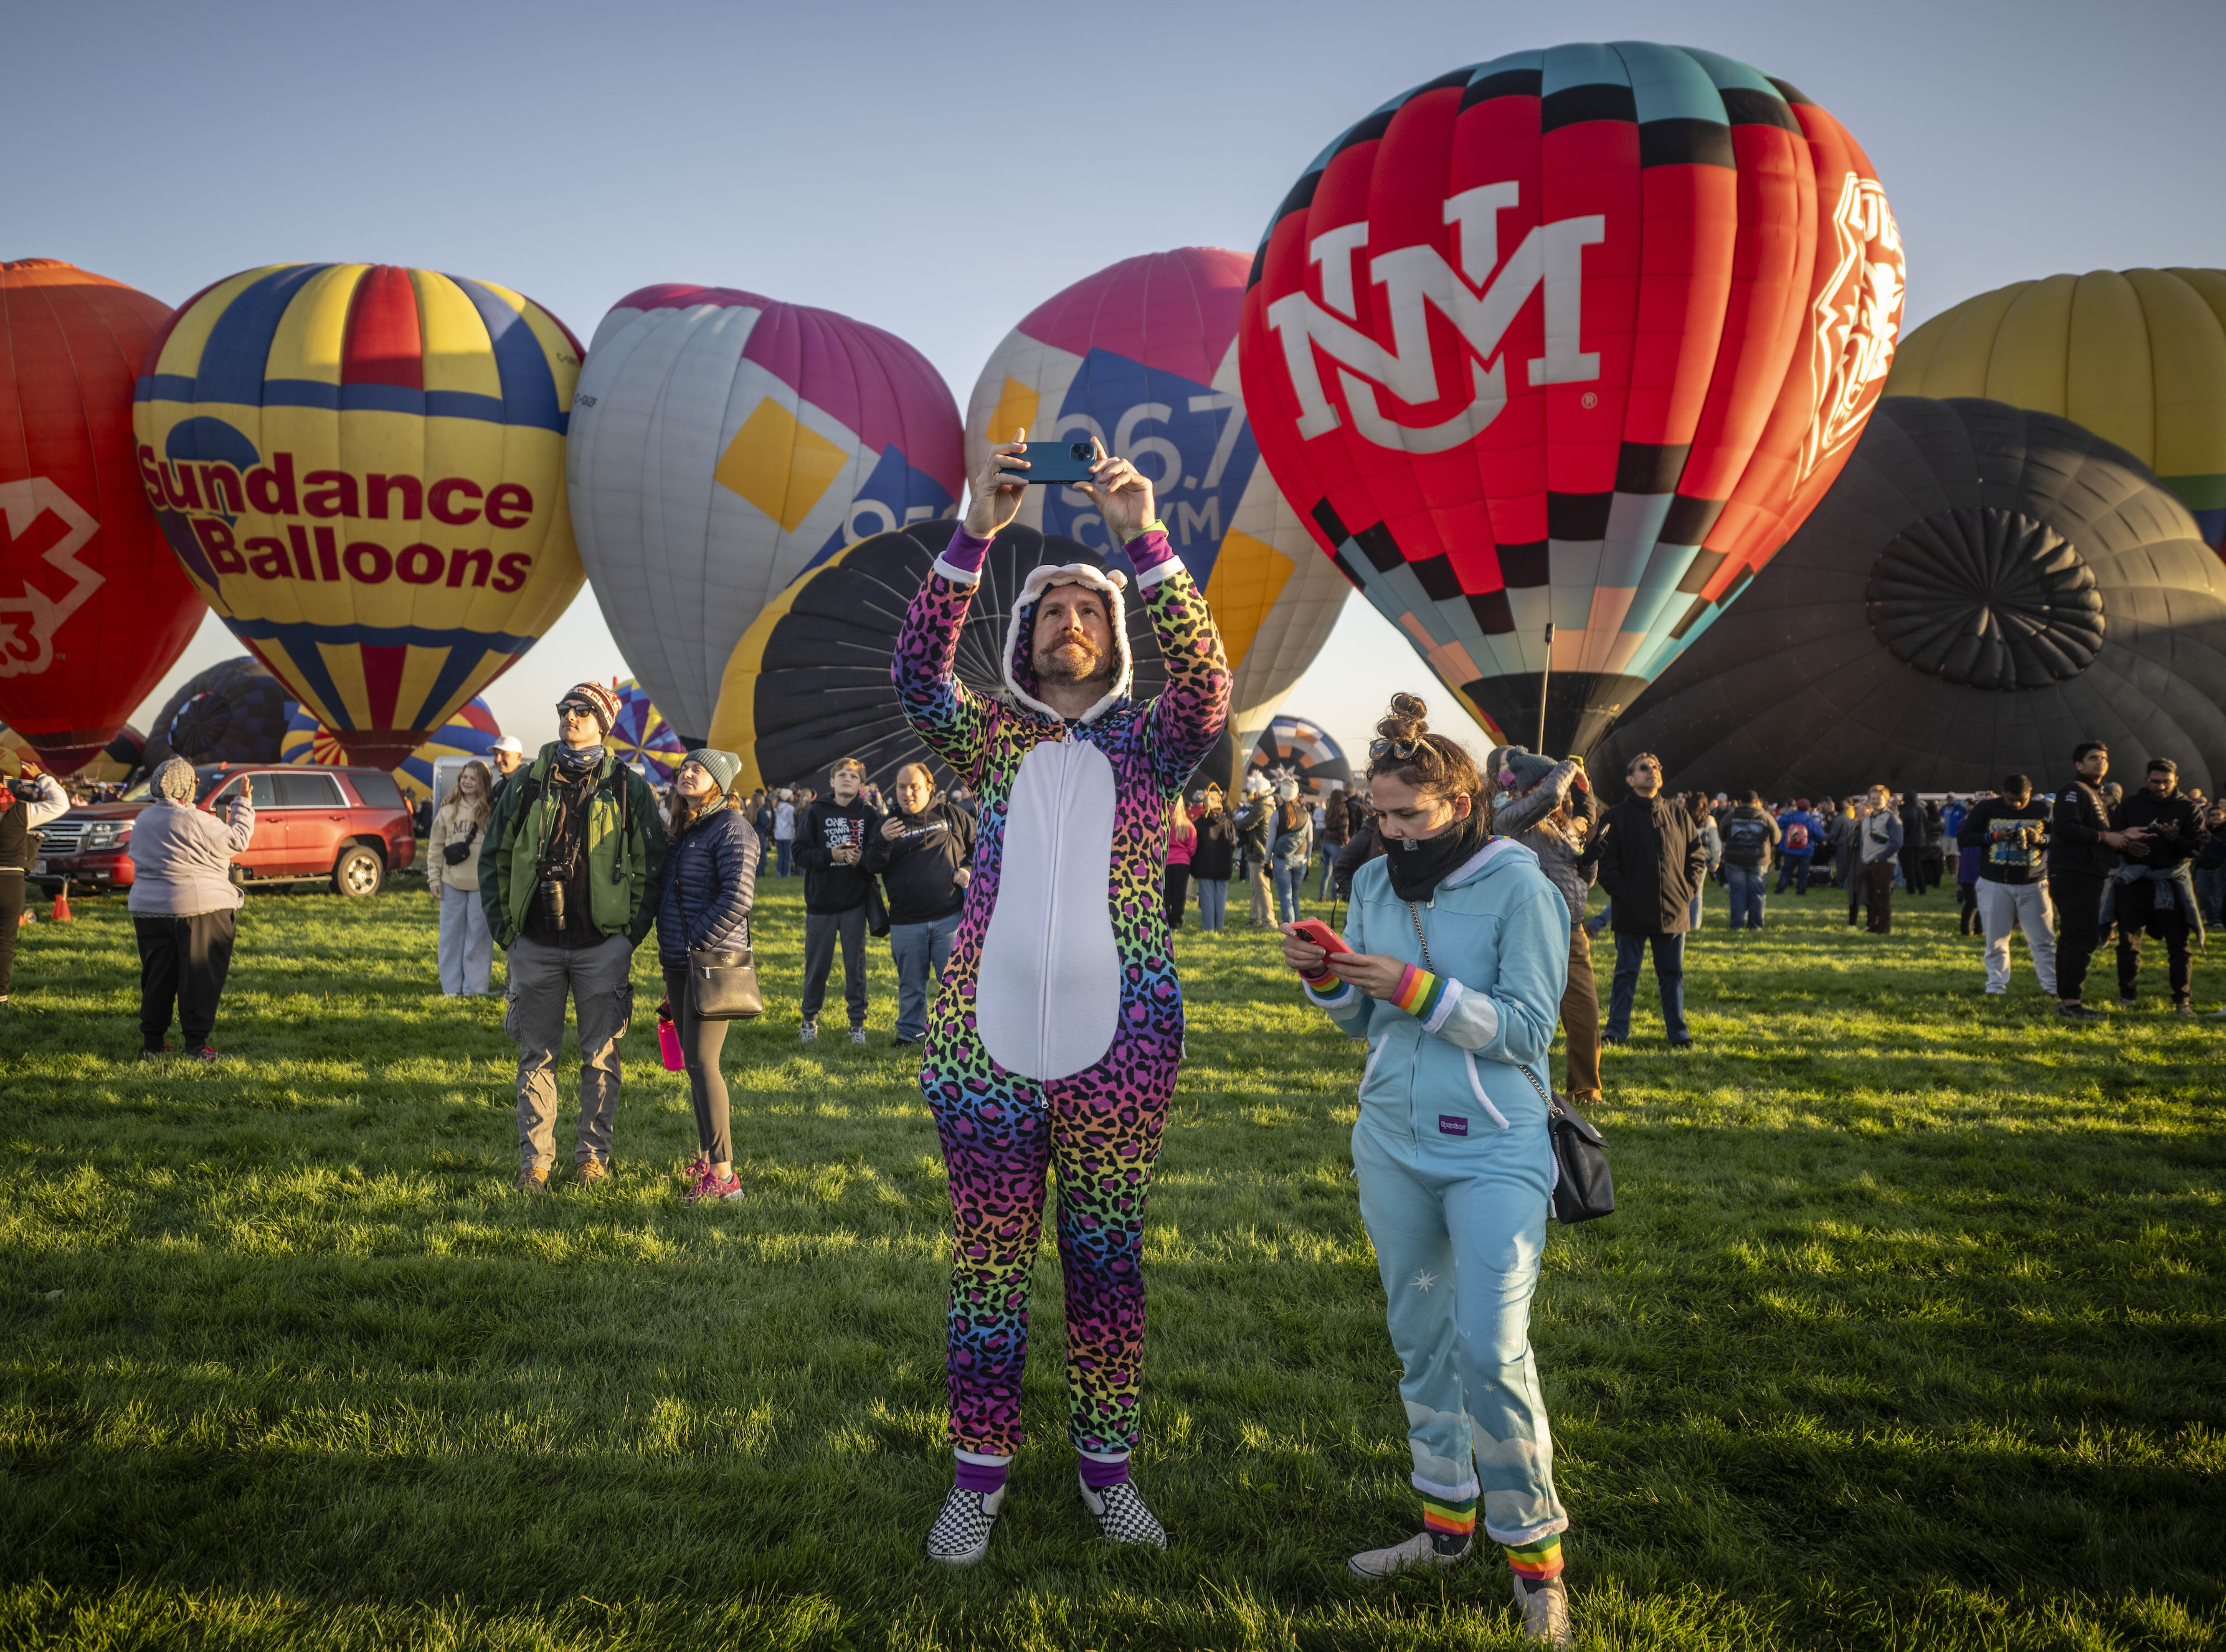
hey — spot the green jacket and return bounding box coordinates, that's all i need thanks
[478,743,665,948]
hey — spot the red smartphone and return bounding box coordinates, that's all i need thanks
[1289,918,1350,958]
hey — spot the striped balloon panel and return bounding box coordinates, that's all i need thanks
[132,263,585,767]
[1237,42,1903,753]
[607,677,688,781]
[964,248,1350,766]
[281,694,501,801]
[1885,267,2226,555]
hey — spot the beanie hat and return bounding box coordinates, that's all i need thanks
[1488,744,1557,793]
[153,757,198,802]
[691,748,744,796]
[566,681,621,735]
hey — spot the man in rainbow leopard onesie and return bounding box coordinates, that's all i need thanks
[893,433,1229,1565]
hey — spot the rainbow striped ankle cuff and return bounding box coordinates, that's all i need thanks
[1505,1534,1564,1580]
[1421,1493,1477,1537]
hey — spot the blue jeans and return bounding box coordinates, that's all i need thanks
[776,838,793,877]
[1194,878,1228,931]
[1273,865,1304,923]
[1317,843,1340,899]
[1607,931,1687,1041]
[1774,855,1812,894]
[2196,867,2225,926]
[1726,864,1766,930]
[888,912,960,1042]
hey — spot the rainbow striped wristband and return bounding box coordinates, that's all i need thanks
[1391,964,1447,1022]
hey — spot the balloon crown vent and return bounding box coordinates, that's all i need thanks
[1865,507,2103,691]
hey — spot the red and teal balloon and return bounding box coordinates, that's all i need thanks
[1239,43,1906,752]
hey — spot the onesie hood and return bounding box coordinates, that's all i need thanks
[1003,562,1134,725]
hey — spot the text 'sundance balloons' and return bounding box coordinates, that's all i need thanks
[1239,43,1905,753]
[967,248,1347,762]
[1884,268,2226,556]
[283,693,501,803]
[1,260,207,770]
[568,285,964,744]
[133,263,586,769]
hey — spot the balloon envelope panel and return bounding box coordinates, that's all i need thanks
[1238,44,1905,753]
[966,247,1348,763]
[1,260,207,770]
[282,693,501,801]
[569,285,964,743]
[1246,714,1353,795]
[133,263,585,769]
[606,677,687,781]
[1884,267,2226,555]
[143,656,293,768]
[1589,397,2226,799]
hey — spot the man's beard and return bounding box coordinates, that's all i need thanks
[1033,636,1114,687]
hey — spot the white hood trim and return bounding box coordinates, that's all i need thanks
[1001,561,1134,725]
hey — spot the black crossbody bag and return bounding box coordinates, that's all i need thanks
[673,839,763,1022]
[1406,900,1614,1223]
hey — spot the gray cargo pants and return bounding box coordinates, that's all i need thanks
[506,933,635,1171]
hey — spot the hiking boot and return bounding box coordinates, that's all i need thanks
[2172,1001,2194,1017]
[575,1159,610,1187]
[2057,1002,2106,1022]
[2118,996,2138,1010]
[1513,1573,1574,1648]
[800,1019,818,1044]
[924,1483,1002,1567]
[1669,1037,1694,1050]
[1348,1529,1470,1579]
[516,1167,549,1196]
[1079,1478,1167,1549]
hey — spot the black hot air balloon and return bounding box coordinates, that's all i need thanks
[1590,397,2226,798]
[141,656,295,770]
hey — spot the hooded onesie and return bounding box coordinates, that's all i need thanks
[891,520,1229,1460]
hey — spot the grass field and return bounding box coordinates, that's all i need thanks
[0,869,2220,1651]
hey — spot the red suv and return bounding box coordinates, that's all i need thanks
[36,764,417,898]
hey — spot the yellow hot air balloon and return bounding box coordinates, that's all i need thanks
[132,263,586,767]
[1885,268,2226,552]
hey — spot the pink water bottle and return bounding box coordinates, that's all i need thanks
[657,1001,686,1072]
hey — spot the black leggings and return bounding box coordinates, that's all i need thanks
[0,872,22,997]
[663,963,732,1164]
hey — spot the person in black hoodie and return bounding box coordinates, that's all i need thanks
[1594,752,1708,1048]
[797,757,882,1044]
[2111,758,2208,1014]
[866,763,977,1047]
[2048,742,2153,1021]
[1958,775,2056,998]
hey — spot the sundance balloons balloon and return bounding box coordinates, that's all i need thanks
[283,693,500,801]
[133,263,585,769]
[965,248,1348,760]
[1,259,206,770]
[1239,44,1906,753]
[1590,399,2226,799]
[568,285,964,744]
[1884,268,2226,554]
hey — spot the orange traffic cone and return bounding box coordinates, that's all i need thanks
[51,880,72,922]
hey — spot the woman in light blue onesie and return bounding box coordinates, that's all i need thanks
[1283,693,1574,1650]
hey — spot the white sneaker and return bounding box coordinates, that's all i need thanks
[1347,1529,1470,1579]
[1514,1574,1573,1648]
[800,1019,818,1044]
[1079,1478,1167,1548]
[848,1025,867,1045]
[925,1483,1002,1566]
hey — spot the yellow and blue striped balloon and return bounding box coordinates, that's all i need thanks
[131,263,586,768]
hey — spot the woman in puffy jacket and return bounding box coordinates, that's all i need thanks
[650,748,759,1204]
[1281,694,1575,1648]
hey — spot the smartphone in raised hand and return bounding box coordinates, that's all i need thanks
[997,438,1101,487]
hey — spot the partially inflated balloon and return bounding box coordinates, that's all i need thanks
[568,285,963,743]
[965,248,1348,762]
[1,259,206,770]
[1239,44,1905,752]
[1245,714,1352,796]
[142,656,292,769]
[282,694,502,802]
[605,677,687,781]
[1883,268,2226,554]
[133,263,585,768]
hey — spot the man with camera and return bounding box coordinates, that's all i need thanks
[479,682,665,1194]
[1,756,70,1007]
[2109,757,2207,1014]
[1957,775,2055,998]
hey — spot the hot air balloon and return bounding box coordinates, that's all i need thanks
[707,520,1203,793]
[605,677,687,781]
[0,720,141,782]
[1245,714,1352,795]
[1,259,207,770]
[281,694,501,803]
[1883,268,2226,554]
[567,284,964,745]
[1238,43,1906,754]
[132,263,585,769]
[965,248,1348,763]
[1589,398,2226,798]
[141,656,293,768]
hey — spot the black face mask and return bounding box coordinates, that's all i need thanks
[1383,805,1490,904]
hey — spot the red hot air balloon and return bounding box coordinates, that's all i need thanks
[1,260,206,769]
[1238,44,1905,753]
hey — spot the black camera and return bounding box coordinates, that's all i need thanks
[536,877,566,928]
[6,778,42,801]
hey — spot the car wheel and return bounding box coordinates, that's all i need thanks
[333,845,384,898]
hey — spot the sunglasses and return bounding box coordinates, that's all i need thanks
[556,700,596,717]
[1367,735,1421,760]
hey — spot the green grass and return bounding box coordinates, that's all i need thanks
[0,873,2220,1651]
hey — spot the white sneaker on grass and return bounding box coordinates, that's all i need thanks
[1515,1574,1573,1648]
[925,1483,1002,1566]
[1347,1529,1470,1578]
[800,1019,818,1044]
[849,1025,867,1045]
[1079,1478,1167,1548]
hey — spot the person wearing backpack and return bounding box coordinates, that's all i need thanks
[427,758,495,995]
[1773,800,1822,896]
[1719,791,1780,932]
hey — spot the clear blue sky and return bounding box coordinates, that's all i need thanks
[20,0,2221,765]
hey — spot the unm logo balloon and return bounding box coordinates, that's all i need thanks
[1238,43,1905,752]
[133,263,586,768]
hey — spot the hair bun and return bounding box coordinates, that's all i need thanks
[1375,691,1430,743]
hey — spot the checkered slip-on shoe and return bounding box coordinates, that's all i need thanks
[1347,1530,1470,1579]
[1079,1478,1167,1549]
[924,1484,1003,1567]
[1514,1574,1573,1648]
